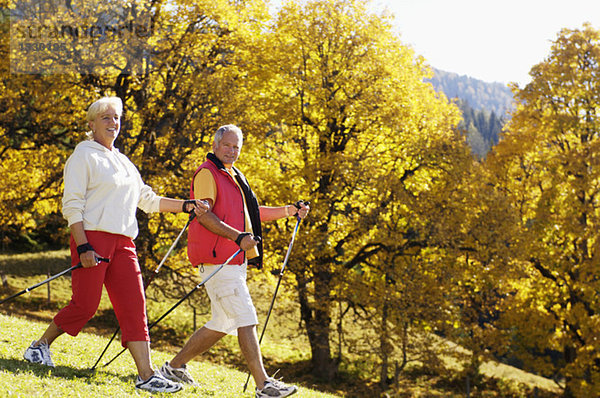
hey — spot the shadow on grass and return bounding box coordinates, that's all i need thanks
[0,251,71,276]
[0,357,134,385]
[188,348,375,397]
[0,301,119,333]
[264,358,376,398]
[0,300,62,325]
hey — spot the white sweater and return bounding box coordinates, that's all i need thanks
[62,140,163,239]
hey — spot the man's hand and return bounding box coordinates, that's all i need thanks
[240,235,259,251]
[294,200,310,219]
[235,232,260,251]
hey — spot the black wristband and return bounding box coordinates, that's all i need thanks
[235,232,251,247]
[183,200,195,214]
[77,243,95,255]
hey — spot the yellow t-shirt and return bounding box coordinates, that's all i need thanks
[193,167,259,263]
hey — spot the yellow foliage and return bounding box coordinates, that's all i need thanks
[488,23,600,393]
[10,0,600,392]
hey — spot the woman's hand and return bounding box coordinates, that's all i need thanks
[183,199,210,216]
[193,199,210,217]
[80,250,100,268]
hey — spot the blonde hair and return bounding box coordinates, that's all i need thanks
[86,97,123,139]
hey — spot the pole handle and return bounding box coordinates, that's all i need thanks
[293,200,310,220]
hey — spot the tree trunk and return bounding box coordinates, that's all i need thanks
[379,302,390,391]
[297,272,337,380]
[562,345,576,398]
[0,269,8,288]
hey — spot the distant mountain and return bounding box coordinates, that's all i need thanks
[454,99,505,157]
[426,68,515,157]
[427,68,514,116]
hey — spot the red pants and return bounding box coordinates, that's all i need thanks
[54,231,149,347]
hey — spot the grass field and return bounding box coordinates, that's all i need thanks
[0,250,346,397]
[0,249,563,397]
[0,313,340,397]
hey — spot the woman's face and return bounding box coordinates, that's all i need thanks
[89,105,120,148]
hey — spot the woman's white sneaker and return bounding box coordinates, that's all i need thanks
[24,341,55,367]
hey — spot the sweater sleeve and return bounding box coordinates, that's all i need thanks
[61,150,88,227]
[137,179,163,214]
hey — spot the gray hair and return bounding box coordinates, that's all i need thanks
[214,124,243,147]
[86,97,123,139]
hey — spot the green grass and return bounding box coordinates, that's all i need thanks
[0,250,562,397]
[0,313,339,397]
[0,250,338,397]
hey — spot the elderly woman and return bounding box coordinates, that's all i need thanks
[23,97,207,393]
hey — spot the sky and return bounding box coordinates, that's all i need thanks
[372,0,600,87]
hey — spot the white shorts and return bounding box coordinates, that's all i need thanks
[200,262,258,335]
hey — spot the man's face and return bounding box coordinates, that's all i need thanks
[213,130,241,167]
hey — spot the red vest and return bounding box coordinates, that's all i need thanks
[187,159,246,266]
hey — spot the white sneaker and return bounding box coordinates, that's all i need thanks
[24,340,55,367]
[159,361,197,385]
[256,377,298,398]
[135,372,183,393]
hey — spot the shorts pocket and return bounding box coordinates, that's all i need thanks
[214,286,246,319]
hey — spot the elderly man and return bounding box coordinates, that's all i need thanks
[159,124,309,398]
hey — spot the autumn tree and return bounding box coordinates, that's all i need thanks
[96,0,270,274]
[0,3,90,249]
[244,0,475,380]
[0,0,269,266]
[487,24,600,397]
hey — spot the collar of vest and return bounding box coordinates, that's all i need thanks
[207,152,227,171]
[206,152,248,191]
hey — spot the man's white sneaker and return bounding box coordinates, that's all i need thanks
[159,361,197,385]
[256,377,298,398]
[135,372,183,393]
[24,341,55,367]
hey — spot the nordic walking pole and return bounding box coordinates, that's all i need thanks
[243,207,306,392]
[155,212,196,274]
[0,257,109,305]
[101,247,245,369]
[90,212,197,371]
